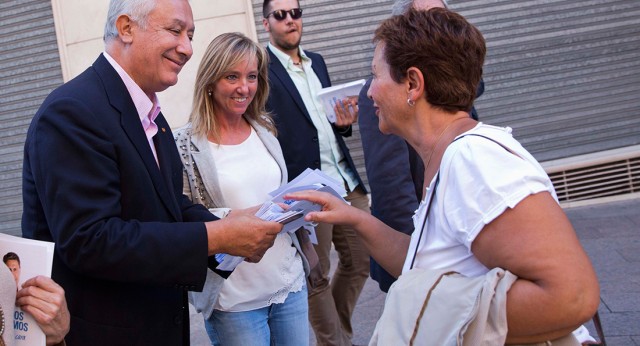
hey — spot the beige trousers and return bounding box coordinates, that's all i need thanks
[308,186,371,346]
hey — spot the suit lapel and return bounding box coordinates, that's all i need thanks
[267,48,313,123]
[94,55,181,221]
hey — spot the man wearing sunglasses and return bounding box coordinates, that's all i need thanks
[262,1,371,345]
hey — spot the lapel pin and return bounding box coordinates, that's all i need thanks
[161,127,166,133]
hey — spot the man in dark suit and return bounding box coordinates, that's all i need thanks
[261,0,371,344]
[21,0,281,345]
[358,0,484,293]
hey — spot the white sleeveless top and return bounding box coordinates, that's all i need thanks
[211,127,304,312]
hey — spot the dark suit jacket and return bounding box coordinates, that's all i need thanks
[265,47,365,190]
[358,78,484,292]
[22,54,218,346]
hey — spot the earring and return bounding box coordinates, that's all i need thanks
[207,90,212,96]
[407,98,415,107]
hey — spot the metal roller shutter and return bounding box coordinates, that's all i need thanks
[450,0,640,162]
[0,0,63,236]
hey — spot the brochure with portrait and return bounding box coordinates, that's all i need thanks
[0,233,55,346]
[317,79,366,123]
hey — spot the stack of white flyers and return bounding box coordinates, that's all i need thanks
[268,168,346,199]
[215,169,346,271]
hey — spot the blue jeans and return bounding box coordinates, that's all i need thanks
[204,287,309,346]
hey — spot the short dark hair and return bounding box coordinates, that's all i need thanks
[3,252,20,265]
[263,0,300,18]
[373,7,485,113]
[262,0,273,18]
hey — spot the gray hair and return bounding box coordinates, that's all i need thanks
[103,0,156,42]
[391,0,447,16]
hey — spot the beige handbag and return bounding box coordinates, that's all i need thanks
[369,267,520,346]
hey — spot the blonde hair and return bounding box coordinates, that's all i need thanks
[189,32,275,140]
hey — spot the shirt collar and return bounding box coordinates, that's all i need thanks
[268,42,311,71]
[103,52,161,127]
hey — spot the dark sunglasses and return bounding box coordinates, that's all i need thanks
[266,8,303,21]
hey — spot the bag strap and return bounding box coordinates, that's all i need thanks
[456,133,523,159]
[409,174,439,270]
[409,270,458,346]
[592,311,607,345]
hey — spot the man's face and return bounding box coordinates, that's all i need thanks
[263,0,302,52]
[5,259,20,286]
[127,0,195,96]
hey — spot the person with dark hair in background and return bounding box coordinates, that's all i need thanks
[288,8,599,344]
[359,0,484,293]
[3,252,21,289]
[21,0,281,344]
[261,0,371,344]
[174,32,311,346]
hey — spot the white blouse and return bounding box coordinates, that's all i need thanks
[210,127,304,312]
[403,123,556,276]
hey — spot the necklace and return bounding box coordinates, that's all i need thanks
[423,116,468,172]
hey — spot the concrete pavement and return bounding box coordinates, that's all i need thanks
[190,197,640,345]
[567,197,640,345]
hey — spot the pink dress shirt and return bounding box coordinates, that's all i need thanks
[103,52,160,165]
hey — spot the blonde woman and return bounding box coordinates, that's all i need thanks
[174,32,310,346]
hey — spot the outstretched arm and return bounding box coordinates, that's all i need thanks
[286,190,411,277]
